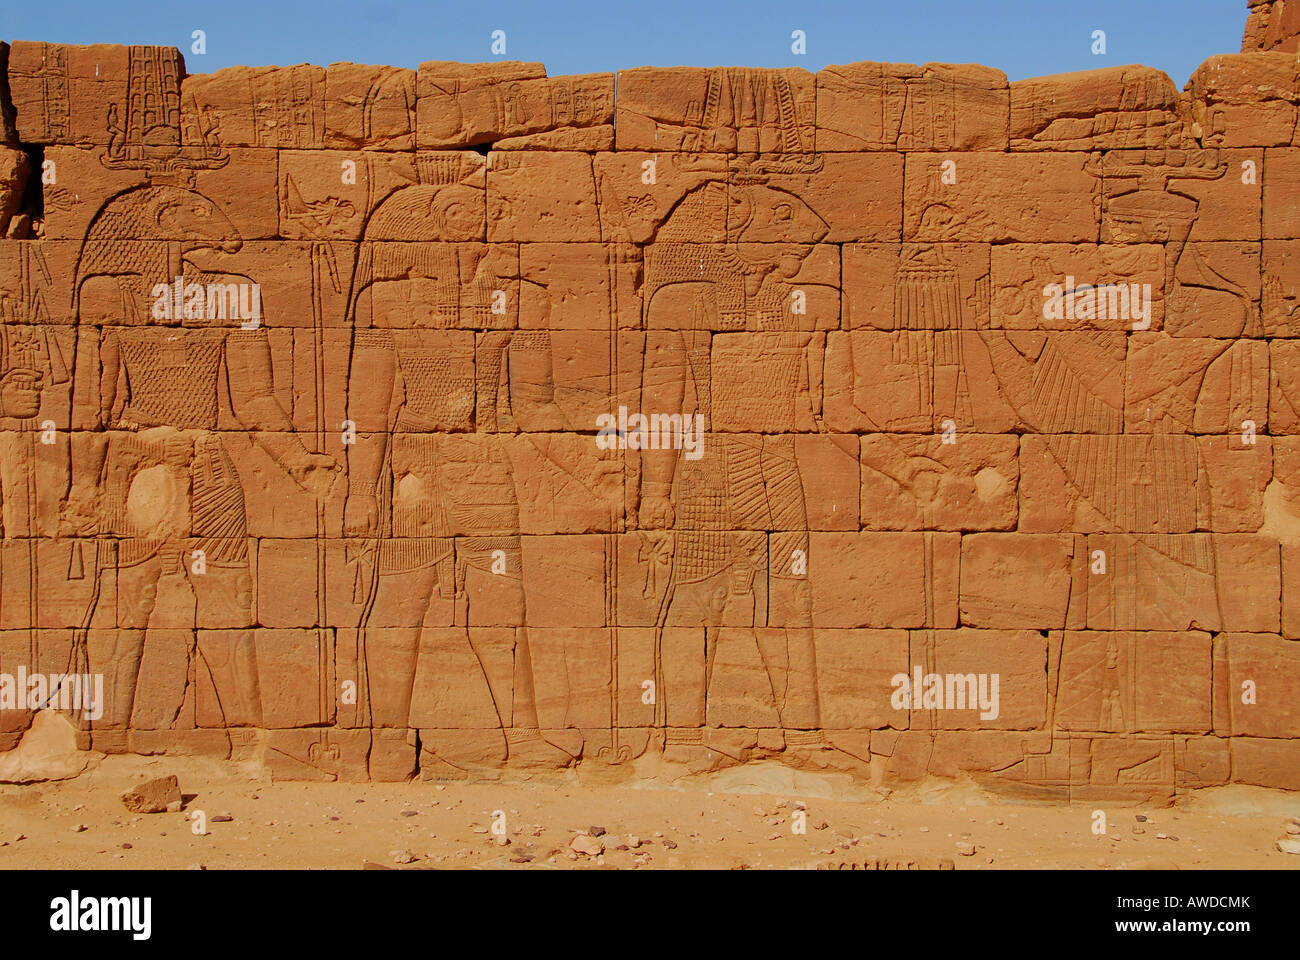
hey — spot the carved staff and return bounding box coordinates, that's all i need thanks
[599,233,628,762]
[592,173,623,763]
[310,240,341,737]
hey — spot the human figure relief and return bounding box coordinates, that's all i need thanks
[342,155,573,775]
[0,316,71,707]
[63,179,339,737]
[637,157,855,772]
[975,152,1259,631]
[978,329,1222,632]
[1092,150,1259,338]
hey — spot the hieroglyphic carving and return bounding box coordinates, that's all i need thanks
[9,42,70,142]
[183,65,325,150]
[325,65,417,151]
[816,62,1008,152]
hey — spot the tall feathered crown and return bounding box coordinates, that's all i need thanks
[101,46,228,182]
[415,153,470,186]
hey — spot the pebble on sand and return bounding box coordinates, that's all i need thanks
[570,834,605,857]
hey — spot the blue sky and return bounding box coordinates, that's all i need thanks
[2,0,1250,86]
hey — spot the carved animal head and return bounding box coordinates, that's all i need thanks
[75,185,244,314]
[729,182,828,245]
[86,185,242,254]
[653,179,829,248]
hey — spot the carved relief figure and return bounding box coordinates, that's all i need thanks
[638,156,853,771]
[61,58,338,737]
[343,154,573,774]
[64,177,339,733]
[1094,149,1258,337]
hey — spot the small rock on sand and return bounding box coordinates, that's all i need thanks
[570,834,604,857]
[121,775,182,815]
[1276,836,1300,855]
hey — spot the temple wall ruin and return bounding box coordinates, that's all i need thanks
[0,6,1297,799]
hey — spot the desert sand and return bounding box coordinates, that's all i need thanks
[4,749,1297,870]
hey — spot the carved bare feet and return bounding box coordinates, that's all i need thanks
[662,729,756,773]
[504,729,574,770]
[782,730,869,775]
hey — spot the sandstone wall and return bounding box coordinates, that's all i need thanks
[0,18,1297,799]
[1245,0,1300,52]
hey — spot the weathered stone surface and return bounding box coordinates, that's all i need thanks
[1178,735,1232,788]
[1264,148,1300,238]
[519,242,642,330]
[1264,239,1300,334]
[1198,436,1273,531]
[959,534,1074,629]
[0,16,1293,794]
[816,62,1008,152]
[808,532,959,628]
[488,151,600,242]
[324,63,416,151]
[860,434,1018,530]
[1244,0,1300,53]
[1213,632,1300,737]
[1187,53,1298,147]
[814,629,909,729]
[908,629,1049,730]
[1232,737,1300,790]
[418,63,613,150]
[1278,446,1300,639]
[904,153,1100,242]
[120,773,182,813]
[0,146,29,238]
[1271,339,1300,430]
[1010,66,1188,151]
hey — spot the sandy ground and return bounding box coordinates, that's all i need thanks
[1,752,1298,870]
